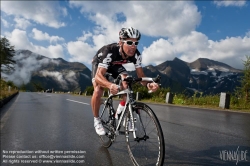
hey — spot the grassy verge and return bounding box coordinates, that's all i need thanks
[0,79,18,100]
[140,93,250,113]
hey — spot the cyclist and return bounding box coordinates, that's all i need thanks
[91,27,159,135]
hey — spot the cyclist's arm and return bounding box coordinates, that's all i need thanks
[95,67,119,94]
[95,67,113,89]
[94,47,116,89]
[135,67,147,86]
[136,67,159,92]
[134,53,148,86]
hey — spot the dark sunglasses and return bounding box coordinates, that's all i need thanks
[122,40,139,46]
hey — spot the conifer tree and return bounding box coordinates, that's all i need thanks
[0,37,16,79]
[241,55,250,102]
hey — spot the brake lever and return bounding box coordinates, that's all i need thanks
[153,75,161,83]
[148,75,161,93]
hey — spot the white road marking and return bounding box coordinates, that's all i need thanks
[66,99,90,105]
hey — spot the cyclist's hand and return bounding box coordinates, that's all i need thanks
[110,84,119,94]
[147,82,159,92]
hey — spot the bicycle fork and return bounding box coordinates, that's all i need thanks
[115,103,136,138]
[128,104,137,139]
[130,105,149,142]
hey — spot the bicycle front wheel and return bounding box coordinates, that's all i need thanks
[99,103,114,148]
[125,102,165,166]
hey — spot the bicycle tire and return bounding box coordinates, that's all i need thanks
[99,103,114,148]
[125,102,165,166]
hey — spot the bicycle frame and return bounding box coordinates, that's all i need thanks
[101,88,137,139]
[100,74,161,140]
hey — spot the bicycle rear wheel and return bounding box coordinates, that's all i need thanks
[99,103,115,148]
[125,102,165,166]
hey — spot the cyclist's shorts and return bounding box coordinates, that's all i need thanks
[92,62,128,82]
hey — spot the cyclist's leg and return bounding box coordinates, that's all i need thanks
[91,62,104,118]
[91,81,104,117]
[92,81,106,135]
[91,63,106,135]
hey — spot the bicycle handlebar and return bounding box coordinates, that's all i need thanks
[123,75,161,84]
[111,74,161,93]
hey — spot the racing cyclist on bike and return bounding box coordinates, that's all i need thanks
[91,27,159,135]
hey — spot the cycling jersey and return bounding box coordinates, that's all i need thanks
[92,43,142,79]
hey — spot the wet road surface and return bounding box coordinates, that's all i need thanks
[1,92,250,166]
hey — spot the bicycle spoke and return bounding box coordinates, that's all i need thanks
[99,103,115,148]
[125,103,165,166]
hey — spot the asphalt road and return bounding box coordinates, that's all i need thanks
[1,92,250,166]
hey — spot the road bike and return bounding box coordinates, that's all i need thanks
[99,74,165,166]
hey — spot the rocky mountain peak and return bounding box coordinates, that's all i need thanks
[4,49,92,92]
[188,58,241,72]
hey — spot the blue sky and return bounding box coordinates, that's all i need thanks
[1,0,250,71]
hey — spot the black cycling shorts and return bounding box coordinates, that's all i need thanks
[92,62,127,82]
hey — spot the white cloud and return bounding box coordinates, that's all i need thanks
[142,38,178,66]
[69,1,201,38]
[77,31,93,42]
[2,1,249,74]
[5,29,65,59]
[65,71,78,85]
[31,28,50,41]
[213,0,247,7]
[67,40,96,64]
[66,27,120,65]
[67,1,202,69]
[141,31,250,70]
[5,29,32,50]
[246,31,250,37]
[39,70,78,89]
[1,18,10,28]
[14,17,32,30]
[46,45,65,59]
[126,1,201,38]
[67,1,250,70]
[1,1,66,28]
[31,28,64,43]
[2,52,51,86]
[40,70,68,89]
[60,7,68,17]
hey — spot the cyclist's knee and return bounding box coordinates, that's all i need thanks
[93,87,103,98]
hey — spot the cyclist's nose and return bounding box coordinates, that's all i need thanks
[131,44,137,48]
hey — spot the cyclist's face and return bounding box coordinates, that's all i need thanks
[120,38,138,57]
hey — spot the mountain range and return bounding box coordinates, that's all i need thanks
[129,57,242,95]
[4,49,243,94]
[7,50,92,92]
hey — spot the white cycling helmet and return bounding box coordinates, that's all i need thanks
[119,27,141,40]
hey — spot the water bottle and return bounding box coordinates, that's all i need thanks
[115,101,125,119]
